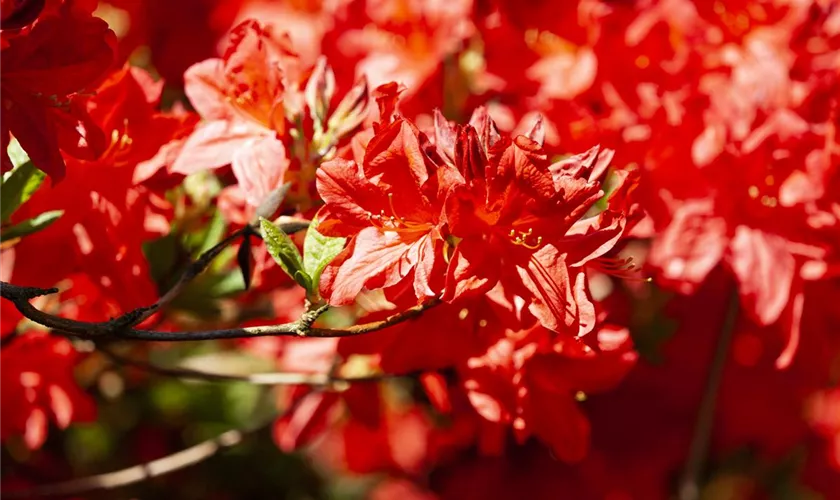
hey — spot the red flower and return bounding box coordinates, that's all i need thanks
[1,332,96,450]
[322,0,475,117]
[317,112,459,304]
[0,2,117,179]
[8,66,186,318]
[462,323,637,462]
[440,110,632,334]
[173,19,298,208]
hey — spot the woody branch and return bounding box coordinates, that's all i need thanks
[0,217,439,343]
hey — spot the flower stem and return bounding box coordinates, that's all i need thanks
[678,291,740,500]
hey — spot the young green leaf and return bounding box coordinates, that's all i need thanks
[0,210,63,242]
[259,217,310,289]
[303,219,346,293]
[1,161,47,224]
[6,138,29,170]
[293,270,312,291]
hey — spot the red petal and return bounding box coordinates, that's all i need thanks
[729,226,794,325]
[420,372,452,414]
[273,391,338,452]
[322,227,427,305]
[648,199,728,294]
[522,374,591,462]
[2,13,116,96]
[443,238,500,302]
[517,245,574,333]
[5,98,67,180]
[183,59,232,121]
[316,158,392,234]
[363,119,433,196]
[48,384,73,429]
[171,120,260,174]
[231,136,289,208]
[562,210,626,267]
[24,408,48,450]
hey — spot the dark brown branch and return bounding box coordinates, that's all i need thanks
[99,345,397,386]
[117,228,249,328]
[118,217,310,328]
[3,427,255,498]
[1,211,438,343]
[0,281,440,341]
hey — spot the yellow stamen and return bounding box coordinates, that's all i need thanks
[509,228,543,250]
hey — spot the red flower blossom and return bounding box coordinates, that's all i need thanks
[8,66,186,318]
[462,323,637,462]
[1,332,95,450]
[439,110,633,334]
[172,19,298,208]
[317,110,459,304]
[0,2,117,179]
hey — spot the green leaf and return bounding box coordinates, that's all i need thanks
[195,209,227,255]
[259,217,309,289]
[0,210,63,242]
[205,270,248,297]
[6,138,29,170]
[1,161,47,224]
[293,270,312,291]
[302,218,345,293]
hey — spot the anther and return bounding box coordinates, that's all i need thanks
[509,228,543,250]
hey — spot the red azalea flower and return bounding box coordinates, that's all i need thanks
[461,323,637,462]
[439,109,633,334]
[172,19,298,207]
[316,100,460,304]
[1,331,96,450]
[323,0,475,117]
[0,2,117,179]
[8,66,186,318]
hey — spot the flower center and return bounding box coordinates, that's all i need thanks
[366,194,432,233]
[508,227,543,250]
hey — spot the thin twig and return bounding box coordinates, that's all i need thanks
[99,345,399,386]
[0,282,440,341]
[2,427,256,498]
[119,228,249,328]
[119,217,310,328]
[677,292,740,500]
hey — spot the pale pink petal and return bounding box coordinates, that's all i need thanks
[231,136,290,207]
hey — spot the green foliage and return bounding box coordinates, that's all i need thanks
[1,139,62,241]
[1,161,47,224]
[260,217,311,291]
[302,218,346,299]
[260,217,346,302]
[0,210,63,242]
[5,137,29,169]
